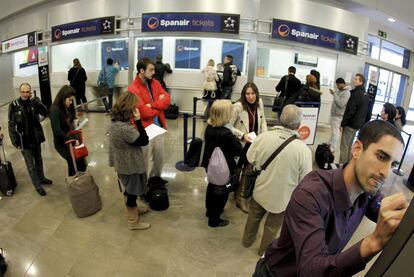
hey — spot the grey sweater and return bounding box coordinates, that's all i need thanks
[330,85,351,117]
[108,120,148,175]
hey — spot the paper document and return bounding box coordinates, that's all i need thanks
[75,118,89,130]
[145,124,167,140]
[247,132,257,142]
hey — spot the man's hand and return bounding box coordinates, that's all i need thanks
[329,88,335,95]
[361,193,408,261]
[159,94,165,100]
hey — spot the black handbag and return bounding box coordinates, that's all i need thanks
[164,104,179,119]
[272,76,288,112]
[242,135,296,199]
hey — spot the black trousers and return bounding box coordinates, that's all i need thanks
[252,257,273,277]
[205,183,229,226]
[56,146,87,176]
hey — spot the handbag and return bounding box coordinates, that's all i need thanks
[242,135,296,199]
[272,76,289,112]
[66,130,89,160]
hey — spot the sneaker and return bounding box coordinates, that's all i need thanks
[41,178,53,185]
[36,188,47,196]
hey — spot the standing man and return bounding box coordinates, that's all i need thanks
[275,66,302,104]
[8,83,52,196]
[339,73,369,164]
[220,55,241,100]
[154,54,173,91]
[252,120,407,276]
[242,105,312,255]
[98,58,120,114]
[128,58,170,185]
[329,78,351,153]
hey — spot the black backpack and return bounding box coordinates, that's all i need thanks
[164,104,179,119]
[315,143,334,170]
[146,178,169,211]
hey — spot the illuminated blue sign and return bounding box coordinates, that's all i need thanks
[142,13,239,34]
[272,19,358,55]
[52,17,115,42]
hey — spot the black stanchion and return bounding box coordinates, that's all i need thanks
[393,130,412,176]
[175,113,196,172]
[403,164,414,192]
[192,97,198,140]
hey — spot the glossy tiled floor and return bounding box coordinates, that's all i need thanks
[0,107,413,277]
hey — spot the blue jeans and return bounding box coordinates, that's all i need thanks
[21,144,45,189]
[107,88,114,111]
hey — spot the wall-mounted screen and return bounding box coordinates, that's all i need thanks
[175,39,201,69]
[137,39,163,61]
[222,41,245,71]
[294,53,318,67]
[101,40,129,69]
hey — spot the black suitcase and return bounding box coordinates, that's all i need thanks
[147,181,169,211]
[315,143,334,170]
[184,137,203,167]
[0,142,17,196]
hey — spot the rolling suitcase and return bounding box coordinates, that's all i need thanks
[0,141,17,196]
[65,138,102,218]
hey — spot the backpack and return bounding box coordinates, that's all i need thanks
[146,178,169,211]
[207,146,230,186]
[315,143,334,170]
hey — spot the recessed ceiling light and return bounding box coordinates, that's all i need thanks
[409,27,414,32]
[387,17,396,23]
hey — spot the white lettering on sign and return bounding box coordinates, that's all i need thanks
[143,46,156,50]
[160,19,190,27]
[111,47,123,51]
[184,47,199,51]
[291,29,319,40]
[62,28,81,36]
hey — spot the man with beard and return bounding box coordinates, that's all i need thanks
[252,120,408,277]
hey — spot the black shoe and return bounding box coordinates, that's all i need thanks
[41,178,53,185]
[208,219,229,228]
[36,188,47,196]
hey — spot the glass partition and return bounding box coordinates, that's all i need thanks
[367,35,410,69]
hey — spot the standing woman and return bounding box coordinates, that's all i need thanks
[395,106,407,132]
[230,82,267,212]
[202,59,219,120]
[68,58,88,114]
[50,85,87,176]
[108,91,150,230]
[202,100,244,227]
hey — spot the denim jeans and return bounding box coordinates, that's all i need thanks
[107,88,114,111]
[21,144,45,189]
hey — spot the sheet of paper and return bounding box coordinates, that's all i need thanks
[145,123,167,140]
[247,132,257,142]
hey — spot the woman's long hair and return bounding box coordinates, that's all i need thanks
[111,91,138,122]
[396,106,407,126]
[52,85,76,129]
[239,82,260,111]
[73,58,82,69]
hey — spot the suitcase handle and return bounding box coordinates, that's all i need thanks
[65,139,78,174]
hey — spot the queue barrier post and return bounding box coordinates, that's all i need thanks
[175,113,195,172]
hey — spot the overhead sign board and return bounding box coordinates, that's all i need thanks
[142,12,239,34]
[272,19,358,55]
[51,16,115,42]
[1,32,36,53]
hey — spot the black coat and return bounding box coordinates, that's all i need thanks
[341,85,370,129]
[284,84,321,106]
[201,125,244,174]
[8,97,47,149]
[154,62,172,90]
[68,67,87,96]
[275,74,302,100]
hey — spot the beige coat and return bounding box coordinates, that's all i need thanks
[230,99,268,146]
[247,126,312,213]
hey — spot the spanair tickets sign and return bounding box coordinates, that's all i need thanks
[297,106,320,145]
[2,32,36,53]
[51,17,115,42]
[272,19,358,55]
[142,13,239,34]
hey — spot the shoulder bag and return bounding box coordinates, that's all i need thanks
[272,76,288,112]
[242,135,296,199]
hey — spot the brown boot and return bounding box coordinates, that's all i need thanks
[237,197,250,213]
[125,206,150,230]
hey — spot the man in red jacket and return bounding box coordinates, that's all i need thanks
[128,57,170,184]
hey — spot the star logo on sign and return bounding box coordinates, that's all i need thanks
[346,38,355,49]
[102,19,111,30]
[224,17,236,28]
[28,35,34,43]
[41,67,47,75]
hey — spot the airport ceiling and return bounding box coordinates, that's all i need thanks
[1,0,413,41]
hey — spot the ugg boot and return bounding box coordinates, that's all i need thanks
[123,196,149,215]
[125,206,150,230]
[237,197,250,213]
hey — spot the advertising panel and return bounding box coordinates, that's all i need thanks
[272,19,358,55]
[137,39,163,61]
[142,13,239,34]
[37,46,52,108]
[2,32,36,53]
[222,41,245,72]
[297,106,319,145]
[51,16,115,42]
[101,40,129,69]
[16,48,38,69]
[175,39,201,69]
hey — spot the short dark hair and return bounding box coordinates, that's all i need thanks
[107,58,113,65]
[383,103,397,122]
[358,120,404,150]
[336,78,345,84]
[136,57,154,72]
[225,55,233,62]
[356,73,365,85]
[288,66,296,74]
